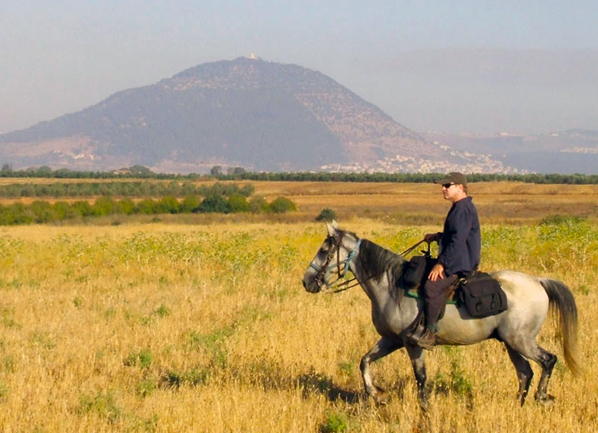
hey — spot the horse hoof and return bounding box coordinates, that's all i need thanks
[373,394,388,406]
[371,388,388,405]
[536,394,555,406]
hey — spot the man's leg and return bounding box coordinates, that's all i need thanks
[412,273,458,349]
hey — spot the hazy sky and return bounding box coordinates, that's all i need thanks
[2,0,597,135]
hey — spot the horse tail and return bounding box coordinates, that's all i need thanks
[538,278,581,376]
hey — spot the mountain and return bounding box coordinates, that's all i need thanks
[0,56,507,173]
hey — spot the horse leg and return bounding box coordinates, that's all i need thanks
[360,337,403,403]
[505,344,534,406]
[405,344,428,410]
[531,347,557,403]
[507,341,557,404]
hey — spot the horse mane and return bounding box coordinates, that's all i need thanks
[357,238,406,286]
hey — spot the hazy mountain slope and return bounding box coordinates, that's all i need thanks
[0,57,499,173]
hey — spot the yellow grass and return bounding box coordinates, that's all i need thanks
[0,218,597,432]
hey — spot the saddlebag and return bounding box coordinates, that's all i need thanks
[400,255,437,289]
[458,272,508,318]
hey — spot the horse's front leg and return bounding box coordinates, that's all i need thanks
[405,344,428,410]
[360,337,403,403]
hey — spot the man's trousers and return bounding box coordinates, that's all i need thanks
[423,272,458,326]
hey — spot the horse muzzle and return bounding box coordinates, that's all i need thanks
[302,276,323,293]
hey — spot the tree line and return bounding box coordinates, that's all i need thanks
[215,171,598,184]
[0,181,255,199]
[1,164,597,184]
[0,195,296,225]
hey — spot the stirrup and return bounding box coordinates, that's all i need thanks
[408,324,426,342]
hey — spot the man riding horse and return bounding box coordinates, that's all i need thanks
[409,172,481,350]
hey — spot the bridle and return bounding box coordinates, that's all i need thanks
[309,233,363,293]
[308,233,431,294]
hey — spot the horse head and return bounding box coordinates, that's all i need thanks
[302,220,361,293]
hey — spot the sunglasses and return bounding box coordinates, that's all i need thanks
[442,183,455,188]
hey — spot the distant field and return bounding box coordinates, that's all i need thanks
[249,180,598,224]
[1,179,597,225]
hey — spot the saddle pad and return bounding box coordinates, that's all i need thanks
[405,286,458,304]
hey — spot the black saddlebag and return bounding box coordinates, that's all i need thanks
[458,272,508,318]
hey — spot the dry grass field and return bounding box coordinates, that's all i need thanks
[0,180,597,432]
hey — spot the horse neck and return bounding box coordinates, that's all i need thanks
[351,239,406,304]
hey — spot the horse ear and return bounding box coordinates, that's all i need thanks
[326,220,338,237]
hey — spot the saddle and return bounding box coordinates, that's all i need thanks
[398,255,508,318]
[398,254,459,303]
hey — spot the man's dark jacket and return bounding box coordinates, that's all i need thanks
[437,196,480,276]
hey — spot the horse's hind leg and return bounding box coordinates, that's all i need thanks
[505,344,533,406]
[507,342,557,404]
[360,337,403,403]
[532,346,557,403]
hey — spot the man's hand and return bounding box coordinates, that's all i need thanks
[424,232,441,243]
[428,263,445,282]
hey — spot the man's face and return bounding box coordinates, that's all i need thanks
[442,183,464,203]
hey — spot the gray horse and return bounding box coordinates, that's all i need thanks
[302,221,580,408]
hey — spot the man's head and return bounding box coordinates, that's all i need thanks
[434,172,468,203]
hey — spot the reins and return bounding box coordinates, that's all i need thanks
[400,239,427,257]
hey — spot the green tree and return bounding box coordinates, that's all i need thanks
[197,195,230,213]
[248,196,268,214]
[93,197,117,216]
[129,165,153,176]
[30,200,56,223]
[53,201,76,220]
[156,196,180,214]
[227,194,249,212]
[137,199,157,215]
[0,163,13,175]
[268,197,297,214]
[180,195,201,213]
[117,198,136,215]
[315,208,337,222]
[71,201,94,217]
[5,203,34,224]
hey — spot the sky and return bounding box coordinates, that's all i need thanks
[1,0,597,136]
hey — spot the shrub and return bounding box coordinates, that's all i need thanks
[117,198,136,215]
[156,196,180,214]
[71,201,94,217]
[248,196,268,214]
[5,203,34,224]
[268,197,297,214]
[124,349,153,369]
[93,197,117,216]
[180,195,201,213]
[30,200,55,223]
[197,195,230,213]
[53,201,76,220]
[320,411,349,433]
[228,194,249,213]
[315,208,336,222]
[137,199,157,215]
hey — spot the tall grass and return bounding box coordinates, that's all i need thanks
[0,219,596,432]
